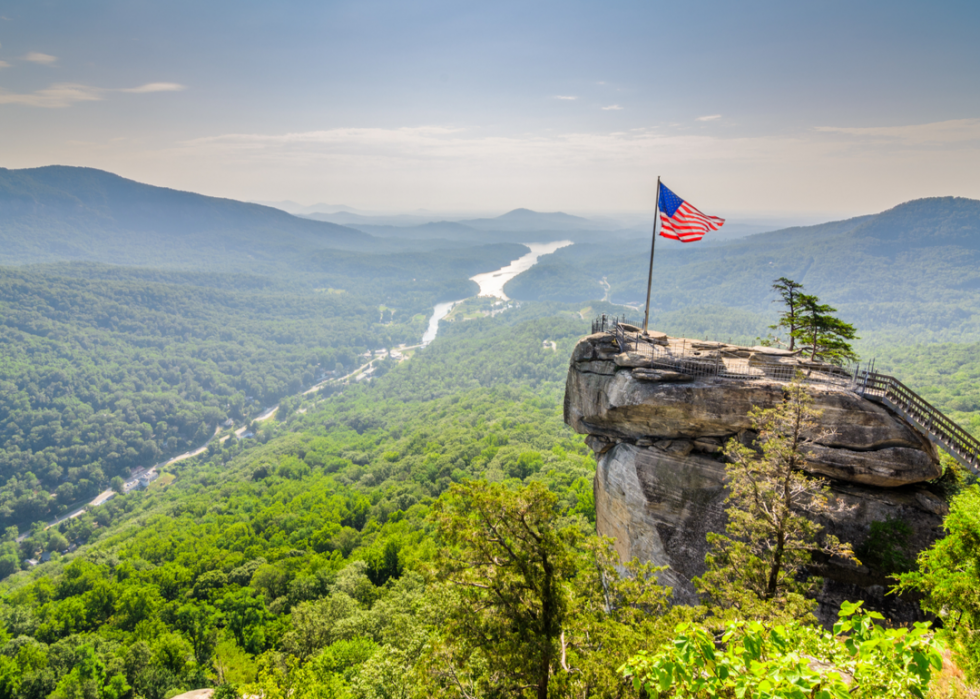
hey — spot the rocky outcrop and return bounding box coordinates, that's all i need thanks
[565,330,946,621]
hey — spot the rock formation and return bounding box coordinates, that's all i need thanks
[564,329,946,623]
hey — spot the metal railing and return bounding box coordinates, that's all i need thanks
[643,342,857,387]
[592,314,638,335]
[858,372,980,474]
[594,316,856,387]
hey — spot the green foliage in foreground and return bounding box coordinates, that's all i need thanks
[898,485,980,679]
[622,602,942,699]
[423,481,672,699]
[0,384,592,699]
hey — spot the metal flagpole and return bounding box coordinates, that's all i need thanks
[642,176,662,335]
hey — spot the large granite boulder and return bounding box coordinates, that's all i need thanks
[565,331,946,623]
[566,333,940,488]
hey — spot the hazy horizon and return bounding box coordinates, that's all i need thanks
[250,197,844,227]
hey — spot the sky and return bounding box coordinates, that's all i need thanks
[1,0,979,218]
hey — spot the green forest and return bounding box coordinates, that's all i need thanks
[0,240,524,533]
[0,316,599,699]
[0,305,972,698]
[1,170,980,698]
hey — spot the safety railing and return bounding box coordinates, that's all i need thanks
[859,372,980,474]
[593,314,639,335]
[643,343,856,387]
[594,316,857,388]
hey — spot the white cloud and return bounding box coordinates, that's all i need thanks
[154,120,979,214]
[184,126,758,162]
[22,52,57,65]
[0,61,10,69]
[601,104,623,111]
[552,95,577,100]
[0,81,188,108]
[697,114,721,121]
[0,83,102,108]
[119,82,186,93]
[815,118,980,145]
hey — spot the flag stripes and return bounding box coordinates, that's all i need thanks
[659,201,725,242]
[657,182,725,243]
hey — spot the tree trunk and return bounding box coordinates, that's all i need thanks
[538,552,556,699]
[767,530,785,599]
[787,299,796,351]
[537,654,551,699]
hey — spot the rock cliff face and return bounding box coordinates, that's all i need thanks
[564,330,946,621]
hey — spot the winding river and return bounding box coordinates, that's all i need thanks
[422,240,573,346]
[422,300,460,346]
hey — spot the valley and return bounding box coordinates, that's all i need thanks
[5,2,978,696]
[0,167,978,699]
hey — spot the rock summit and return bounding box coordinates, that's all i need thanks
[564,328,946,621]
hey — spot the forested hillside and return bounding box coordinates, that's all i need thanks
[0,249,526,534]
[507,197,980,344]
[875,342,980,438]
[0,167,378,269]
[0,314,601,699]
[0,265,375,528]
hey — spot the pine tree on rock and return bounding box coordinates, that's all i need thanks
[694,378,857,622]
[793,294,859,365]
[769,277,806,351]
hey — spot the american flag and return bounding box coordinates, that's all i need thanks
[658,183,725,243]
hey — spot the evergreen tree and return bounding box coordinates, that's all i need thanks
[769,277,806,350]
[695,378,856,621]
[429,481,578,699]
[425,482,673,699]
[793,294,859,364]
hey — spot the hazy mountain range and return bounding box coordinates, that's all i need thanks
[506,196,980,345]
[260,199,821,241]
[3,165,978,349]
[0,167,788,268]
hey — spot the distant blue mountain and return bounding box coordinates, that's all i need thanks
[504,196,980,343]
[0,166,374,268]
[459,208,601,232]
[302,211,437,228]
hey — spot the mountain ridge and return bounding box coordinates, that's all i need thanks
[0,165,375,269]
[502,195,980,343]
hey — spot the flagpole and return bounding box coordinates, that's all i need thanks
[642,176,661,335]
